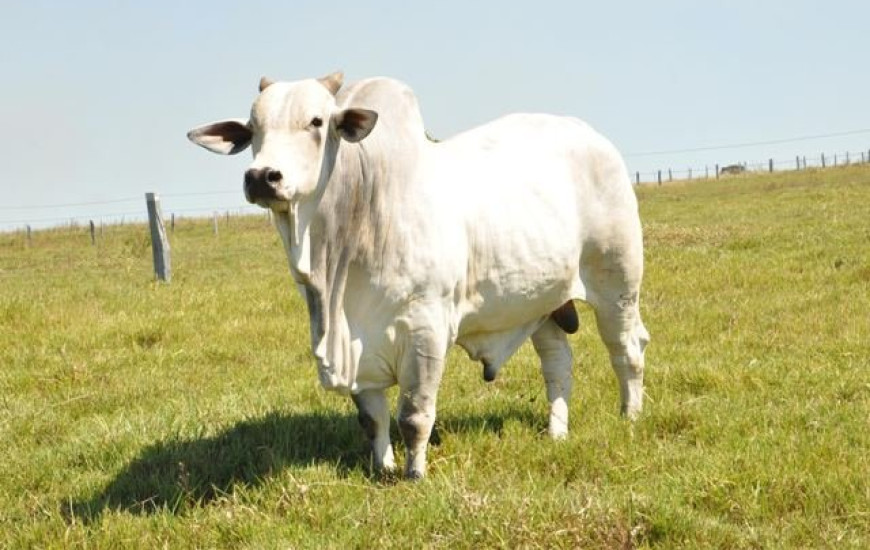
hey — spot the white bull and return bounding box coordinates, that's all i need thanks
[187,72,649,479]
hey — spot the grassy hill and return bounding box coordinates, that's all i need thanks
[1,166,868,548]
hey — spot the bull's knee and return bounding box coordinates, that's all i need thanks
[397,410,429,447]
[356,410,378,440]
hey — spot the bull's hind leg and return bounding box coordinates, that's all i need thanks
[352,389,396,473]
[531,319,574,439]
[592,292,649,419]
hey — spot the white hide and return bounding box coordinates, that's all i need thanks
[188,75,649,477]
[286,80,644,397]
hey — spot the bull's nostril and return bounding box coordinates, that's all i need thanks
[244,169,258,187]
[265,169,282,183]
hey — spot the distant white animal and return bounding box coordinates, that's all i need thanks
[187,72,649,479]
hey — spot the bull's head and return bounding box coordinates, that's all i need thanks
[187,71,378,209]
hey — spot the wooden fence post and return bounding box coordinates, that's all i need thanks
[26,225,32,247]
[668,169,673,182]
[89,220,96,246]
[635,171,640,185]
[657,170,662,186]
[688,168,692,180]
[715,164,720,179]
[213,212,219,236]
[768,159,774,173]
[171,213,175,233]
[145,193,171,282]
[821,153,826,168]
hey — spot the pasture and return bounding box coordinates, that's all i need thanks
[1,165,868,548]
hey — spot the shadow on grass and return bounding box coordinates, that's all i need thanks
[67,410,365,521]
[435,405,547,439]
[66,403,546,521]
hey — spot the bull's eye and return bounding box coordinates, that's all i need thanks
[311,117,323,128]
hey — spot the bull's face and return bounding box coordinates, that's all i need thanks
[187,71,378,210]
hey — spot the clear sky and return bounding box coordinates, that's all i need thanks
[2,1,869,230]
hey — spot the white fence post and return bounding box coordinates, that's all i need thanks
[145,192,171,282]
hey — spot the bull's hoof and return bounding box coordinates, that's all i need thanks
[405,469,425,481]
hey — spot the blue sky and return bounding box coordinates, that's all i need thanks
[2,1,869,229]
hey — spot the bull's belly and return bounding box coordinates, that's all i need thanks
[457,263,585,332]
[454,272,584,369]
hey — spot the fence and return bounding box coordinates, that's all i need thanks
[3,144,870,236]
[632,147,870,185]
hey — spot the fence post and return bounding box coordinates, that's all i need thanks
[26,225,32,247]
[846,152,850,165]
[213,212,219,236]
[796,156,800,170]
[769,159,774,173]
[705,166,709,179]
[821,154,826,168]
[635,171,640,185]
[89,220,96,246]
[145,193,171,282]
[171,213,176,233]
[657,170,662,186]
[688,168,692,180]
[668,169,673,182]
[715,164,720,179]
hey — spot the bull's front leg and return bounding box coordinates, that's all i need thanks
[352,389,396,473]
[396,326,447,479]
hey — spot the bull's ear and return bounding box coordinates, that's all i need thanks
[317,71,343,95]
[186,119,252,155]
[334,108,378,143]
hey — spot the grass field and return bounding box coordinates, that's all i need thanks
[1,165,868,548]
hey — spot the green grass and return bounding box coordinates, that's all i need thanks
[1,166,869,548]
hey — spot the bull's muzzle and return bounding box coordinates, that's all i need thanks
[244,167,283,203]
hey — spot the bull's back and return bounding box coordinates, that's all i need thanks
[431,113,638,322]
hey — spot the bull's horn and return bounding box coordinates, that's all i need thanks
[317,71,344,95]
[259,76,275,92]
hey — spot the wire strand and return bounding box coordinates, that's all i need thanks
[626,128,870,157]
